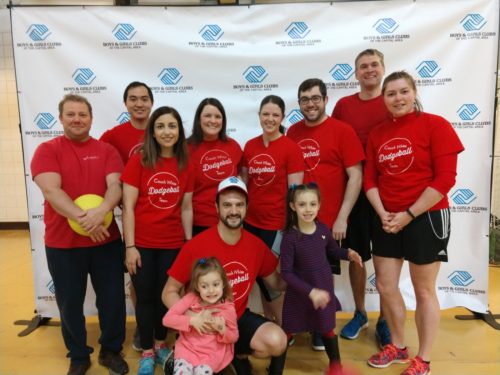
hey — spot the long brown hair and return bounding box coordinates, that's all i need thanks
[188,257,233,303]
[141,106,188,170]
[187,98,228,146]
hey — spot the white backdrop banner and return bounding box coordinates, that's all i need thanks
[11,0,498,317]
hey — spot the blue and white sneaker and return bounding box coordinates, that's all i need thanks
[137,355,155,375]
[340,310,368,340]
[375,318,391,348]
[154,345,173,368]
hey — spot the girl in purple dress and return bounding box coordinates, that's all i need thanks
[279,183,363,374]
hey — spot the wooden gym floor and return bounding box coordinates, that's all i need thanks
[0,229,499,375]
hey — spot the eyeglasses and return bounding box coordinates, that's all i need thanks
[298,95,323,105]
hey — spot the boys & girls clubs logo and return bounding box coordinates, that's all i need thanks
[151,68,194,94]
[102,23,148,50]
[17,24,62,50]
[450,13,496,41]
[63,68,107,94]
[24,112,63,139]
[233,65,279,92]
[275,22,321,47]
[449,188,487,214]
[451,104,491,129]
[363,18,410,43]
[326,63,359,90]
[188,24,235,49]
[438,270,484,296]
[414,60,452,87]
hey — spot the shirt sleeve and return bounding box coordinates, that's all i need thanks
[324,225,349,261]
[162,293,197,332]
[217,302,239,344]
[31,142,60,179]
[339,122,365,168]
[104,143,124,175]
[286,140,305,175]
[120,153,142,187]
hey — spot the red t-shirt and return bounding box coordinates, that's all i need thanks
[287,117,365,227]
[168,226,278,319]
[364,111,464,212]
[242,135,304,230]
[188,138,242,227]
[30,136,123,248]
[121,153,194,249]
[332,93,388,148]
[100,121,144,164]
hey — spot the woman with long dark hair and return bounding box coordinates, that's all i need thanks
[122,106,193,375]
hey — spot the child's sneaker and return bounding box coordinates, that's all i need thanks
[154,343,173,368]
[400,357,431,375]
[367,343,409,368]
[375,318,391,348]
[340,311,368,340]
[137,354,155,375]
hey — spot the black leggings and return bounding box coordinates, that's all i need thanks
[131,247,179,350]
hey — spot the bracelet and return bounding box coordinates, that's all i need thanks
[125,245,135,249]
[406,208,416,220]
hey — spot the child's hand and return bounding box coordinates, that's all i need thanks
[211,316,226,334]
[348,248,363,268]
[309,288,331,310]
[189,310,216,334]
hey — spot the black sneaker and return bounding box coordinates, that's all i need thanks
[98,350,129,375]
[67,361,91,375]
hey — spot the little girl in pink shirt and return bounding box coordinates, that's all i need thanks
[163,257,238,374]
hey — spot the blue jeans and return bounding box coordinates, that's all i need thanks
[45,239,126,364]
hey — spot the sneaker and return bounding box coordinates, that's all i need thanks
[340,311,368,340]
[132,326,142,352]
[137,355,155,375]
[231,356,252,375]
[154,344,173,368]
[400,357,431,375]
[325,362,361,375]
[367,344,409,368]
[288,334,296,347]
[67,361,91,375]
[311,331,325,351]
[375,318,392,348]
[98,350,129,374]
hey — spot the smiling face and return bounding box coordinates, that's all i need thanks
[298,86,328,126]
[383,78,417,118]
[290,190,320,225]
[216,190,247,230]
[196,270,224,306]
[60,101,92,142]
[125,85,153,123]
[153,113,179,156]
[355,54,385,91]
[259,102,283,138]
[200,104,223,141]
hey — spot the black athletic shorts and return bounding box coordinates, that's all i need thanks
[371,208,450,265]
[235,309,270,355]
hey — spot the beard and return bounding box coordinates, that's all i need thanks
[220,214,244,229]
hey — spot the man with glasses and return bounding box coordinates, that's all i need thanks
[332,49,391,348]
[287,78,364,351]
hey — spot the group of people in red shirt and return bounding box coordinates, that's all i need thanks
[31,48,463,375]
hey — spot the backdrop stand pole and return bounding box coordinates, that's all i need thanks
[455,309,500,330]
[14,314,60,337]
